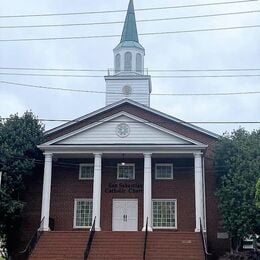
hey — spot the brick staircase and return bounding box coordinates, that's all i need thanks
[88,231,144,259]
[29,231,204,260]
[146,232,204,260]
[29,231,88,260]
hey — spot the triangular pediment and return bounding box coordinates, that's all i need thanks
[50,113,201,146]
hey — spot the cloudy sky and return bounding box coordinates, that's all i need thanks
[0,0,259,135]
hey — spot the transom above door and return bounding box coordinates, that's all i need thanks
[112,199,138,231]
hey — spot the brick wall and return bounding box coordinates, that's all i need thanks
[48,157,195,232]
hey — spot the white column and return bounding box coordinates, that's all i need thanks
[194,152,204,232]
[92,153,102,231]
[41,153,53,231]
[142,153,153,231]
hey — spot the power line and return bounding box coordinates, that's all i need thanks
[1,72,260,78]
[1,80,260,96]
[1,9,259,29]
[1,67,260,72]
[1,24,259,42]
[0,117,259,124]
[0,0,257,19]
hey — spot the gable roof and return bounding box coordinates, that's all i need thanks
[44,99,219,145]
[44,112,207,148]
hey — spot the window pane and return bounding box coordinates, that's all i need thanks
[136,53,142,73]
[118,164,134,179]
[124,52,132,71]
[75,200,93,227]
[80,165,94,179]
[155,165,172,179]
[153,200,176,228]
[115,54,121,73]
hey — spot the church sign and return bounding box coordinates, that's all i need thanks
[105,183,143,193]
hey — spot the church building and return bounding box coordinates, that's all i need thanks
[18,1,229,259]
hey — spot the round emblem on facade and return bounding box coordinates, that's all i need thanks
[116,123,130,138]
[122,85,132,96]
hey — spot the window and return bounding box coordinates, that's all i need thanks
[153,200,177,229]
[74,199,93,228]
[124,52,132,71]
[155,164,173,180]
[136,53,142,73]
[117,163,135,180]
[115,53,121,73]
[79,164,94,180]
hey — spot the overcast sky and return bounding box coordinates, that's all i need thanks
[0,0,259,135]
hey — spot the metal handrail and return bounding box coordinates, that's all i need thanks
[84,217,96,260]
[143,217,149,260]
[200,218,212,260]
[19,217,45,260]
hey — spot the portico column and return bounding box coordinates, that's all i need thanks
[142,153,153,231]
[41,152,53,231]
[194,152,204,232]
[92,153,102,231]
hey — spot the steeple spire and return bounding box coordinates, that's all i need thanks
[120,0,139,43]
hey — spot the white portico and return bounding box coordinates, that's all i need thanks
[38,101,209,233]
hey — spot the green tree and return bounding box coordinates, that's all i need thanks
[214,128,260,253]
[0,112,44,258]
[256,178,260,209]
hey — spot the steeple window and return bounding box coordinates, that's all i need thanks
[136,53,142,73]
[115,54,121,73]
[124,52,132,72]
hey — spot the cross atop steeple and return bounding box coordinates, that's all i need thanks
[120,0,139,43]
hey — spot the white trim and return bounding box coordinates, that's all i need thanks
[39,144,207,152]
[152,199,177,229]
[79,163,94,180]
[44,99,219,139]
[117,163,135,180]
[155,163,173,180]
[73,198,93,229]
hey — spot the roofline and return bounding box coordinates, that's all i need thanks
[44,99,219,139]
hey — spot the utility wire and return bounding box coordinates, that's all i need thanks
[1,24,259,42]
[0,0,257,19]
[1,80,260,96]
[1,72,260,78]
[0,117,259,124]
[1,9,259,29]
[1,67,260,72]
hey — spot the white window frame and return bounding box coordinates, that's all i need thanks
[117,163,135,180]
[73,198,93,229]
[79,163,94,180]
[155,163,173,180]
[152,199,177,229]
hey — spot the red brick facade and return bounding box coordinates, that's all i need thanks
[17,102,229,258]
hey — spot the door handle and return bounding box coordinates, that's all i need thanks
[126,215,127,222]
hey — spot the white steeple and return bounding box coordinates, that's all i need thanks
[105,0,152,107]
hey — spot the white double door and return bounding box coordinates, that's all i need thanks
[112,199,138,231]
